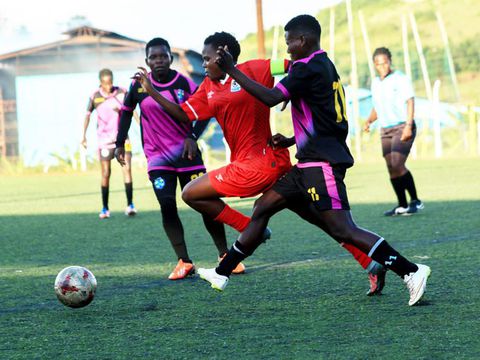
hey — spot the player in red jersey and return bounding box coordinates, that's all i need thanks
[133,32,381,281]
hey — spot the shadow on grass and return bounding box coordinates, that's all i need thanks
[1,199,478,314]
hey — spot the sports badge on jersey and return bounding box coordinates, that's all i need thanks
[176,89,185,102]
[154,177,166,190]
[230,80,241,93]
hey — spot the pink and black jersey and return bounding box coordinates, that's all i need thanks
[86,86,127,149]
[117,70,205,173]
[276,50,354,167]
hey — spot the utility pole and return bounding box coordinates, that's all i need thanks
[358,11,375,82]
[346,0,361,160]
[256,0,266,59]
[435,10,461,101]
[329,6,335,63]
[402,14,417,158]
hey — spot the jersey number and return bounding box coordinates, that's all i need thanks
[190,172,205,181]
[332,81,347,123]
[307,187,320,201]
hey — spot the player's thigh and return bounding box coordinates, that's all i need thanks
[251,188,289,219]
[380,128,394,159]
[149,170,178,202]
[178,169,207,190]
[181,172,222,201]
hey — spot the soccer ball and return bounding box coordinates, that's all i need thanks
[54,266,97,308]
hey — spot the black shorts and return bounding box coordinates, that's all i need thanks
[148,169,206,200]
[272,163,350,211]
[381,122,416,157]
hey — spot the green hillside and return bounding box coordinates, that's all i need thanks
[239,0,480,104]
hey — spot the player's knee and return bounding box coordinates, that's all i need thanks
[159,197,179,222]
[251,198,274,219]
[181,186,194,204]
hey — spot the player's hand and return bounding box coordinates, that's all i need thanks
[363,121,371,133]
[81,137,87,149]
[132,67,154,94]
[269,133,293,149]
[215,45,235,73]
[115,147,126,166]
[182,138,198,160]
[401,125,413,142]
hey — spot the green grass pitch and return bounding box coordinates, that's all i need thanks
[1,158,479,359]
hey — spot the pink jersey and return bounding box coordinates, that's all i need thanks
[86,86,127,149]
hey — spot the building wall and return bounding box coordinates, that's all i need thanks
[16,70,142,166]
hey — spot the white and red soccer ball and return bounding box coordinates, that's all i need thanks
[54,266,97,308]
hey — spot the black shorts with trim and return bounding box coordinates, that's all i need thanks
[148,168,206,200]
[272,163,350,211]
[381,122,416,157]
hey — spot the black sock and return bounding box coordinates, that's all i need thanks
[402,171,418,201]
[101,186,109,209]
[216,241,248,277]
[368,238,418,277]
[180,258,192,264]
[125,182,133,205]
[390,176,408,208]
[202,215,228,256]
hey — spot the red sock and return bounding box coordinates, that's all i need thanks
[341,242,372,270]
[214,205,250,233]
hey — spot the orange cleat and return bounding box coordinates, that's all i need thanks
[219,254,246,274]
[168,259,195,280]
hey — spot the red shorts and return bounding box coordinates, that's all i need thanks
[208,147,291,198]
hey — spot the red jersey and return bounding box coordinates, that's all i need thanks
[181,59,289,171]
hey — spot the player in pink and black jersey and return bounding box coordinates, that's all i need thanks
[115,38,227,280]
[82,68,137,219]
[199,15,431,306]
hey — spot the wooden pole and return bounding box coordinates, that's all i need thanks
[255,0,266,59]
[0,89,5,158]
[410,12,432,156]
[358,11,375,82]
[270,25,280,134]
[432,80,442,158]
[402,14,417,158]
[402,15,413,79]
[468,105,477,156]
[435,10,461,101]
[409,12,432,101]
[329,6,336,63]
[346,0,361,160]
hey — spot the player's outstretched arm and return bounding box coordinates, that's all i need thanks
[215,46,285,107]
[132,67,190,123]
